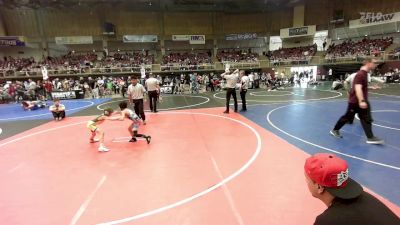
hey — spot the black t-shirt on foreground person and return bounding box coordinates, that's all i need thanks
[349,69,369,104]
[315,191,400,225]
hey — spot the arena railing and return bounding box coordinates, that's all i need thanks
[160,64,215,71]
[268,59,312,66]
[385,53,400,61]
[2,54,400,80]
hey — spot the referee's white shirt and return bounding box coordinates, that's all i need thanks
[241,75,250,90]
[222,72,239,88]
[145,77,159,91]
[128,83,146,100]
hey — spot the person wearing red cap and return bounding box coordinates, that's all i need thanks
[304,153,399,225]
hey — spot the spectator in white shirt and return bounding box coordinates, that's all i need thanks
[248,73,254,89]
[145,74,160,113]
[49,98,66,121]
[28,79,36,99]
[127,77,147,124]
[240,70,250,111]
[221,69,239,113]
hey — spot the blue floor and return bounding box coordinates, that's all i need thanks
[243,97,400,206]
[0,99,110,121]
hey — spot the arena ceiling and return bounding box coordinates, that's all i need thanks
[0,0,301,12]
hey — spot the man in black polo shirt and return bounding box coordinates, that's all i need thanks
[305,153,400,225]
[330,58,383,144]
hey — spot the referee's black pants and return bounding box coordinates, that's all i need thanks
[132,99,146,121]
[226,88,238,112]
[333,101,374,138]
[148,91,158,112]
[240,89,247,111]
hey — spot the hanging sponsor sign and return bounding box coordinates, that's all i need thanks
[289,27,309,36]
[349,12,400,28]
[0,36,26,46]
[51,91,77,99]
[55,36,93,45]
[189,35,205,44]
[280,25,316,38]
[172,35,190,41]
[226,33,257,41]
[123,35,158,43]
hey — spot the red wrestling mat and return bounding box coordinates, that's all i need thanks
[0,108,398,225]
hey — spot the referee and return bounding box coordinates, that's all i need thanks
[127,76,147,124]
[145,73,160,113]
[221,69,239,114]
[239,70,249,111]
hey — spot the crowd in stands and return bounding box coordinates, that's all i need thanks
[217,49,259,63]
[161,51,212,71]
[0,70,280,103]
[325,37,393,61]
[267,44,317,65]
[0,51,155,77]
[0,76,131,104]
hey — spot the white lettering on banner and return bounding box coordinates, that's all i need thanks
[51,91,76,99]
[359,12,395,24]
[350,11,400,28]
[1,40,16,45]
[189,35,205,44]
[226,33,257,41]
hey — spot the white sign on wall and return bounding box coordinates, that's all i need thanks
[189,35,205,44]
[55,36,93,45]
[123,35,158,43]
[280,26,316,39]
[172,35,190,41]
[172,35,205,44]
[349,12,400,28]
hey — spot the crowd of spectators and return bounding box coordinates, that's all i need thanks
[0,51,155,77]
[267,44,317,65]
[325,37,393,61]
[217,49,259,62]
[161,51,212,71]
[0,76,132,104]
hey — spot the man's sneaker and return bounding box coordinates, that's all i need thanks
[90,139,100,143]
[145,136,151,144]
[330,130,343,138]
[98,146,109,152]
[223,111,229,114]
[366,137,384,145]
[129,138,137,142]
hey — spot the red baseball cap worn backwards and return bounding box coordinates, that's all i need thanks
[304,153,363,199]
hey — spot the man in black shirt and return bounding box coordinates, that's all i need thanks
[330,58,383,144]
[304,153,399,225]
